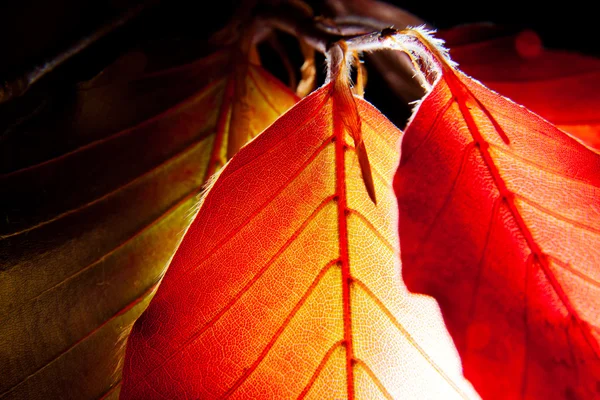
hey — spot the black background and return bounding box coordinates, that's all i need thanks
[0,0,596,104]
[403,1,598,56]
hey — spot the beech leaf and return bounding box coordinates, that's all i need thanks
[396,53,600,399]
[440,24,600,151]
[121,80,479,399]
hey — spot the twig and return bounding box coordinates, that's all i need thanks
[255,2,382,54]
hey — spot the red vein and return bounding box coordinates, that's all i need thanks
[445,71,600,358]
[417,141,476,253]
[346,209,395,253]
[222,259,340,397]
[352,278,470,399]
[179,135,334,279]
[135,198,337,387]
[465,196,502,353]
[401,95,455,164]
[0,283,159,398]
[488,142,597,186]
[127,95,336,395]
[471,94,510,144]
[297,341,345,399]
[515,194,600,235]
[549,256,600,289]
[333,91,356,400]
[353,359,394,400]
[470,85,600,146]
[221,91,331,179]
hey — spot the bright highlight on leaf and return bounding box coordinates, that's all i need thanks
[0,47,295,400]
[121,79,479,399]
[396,49,600,399]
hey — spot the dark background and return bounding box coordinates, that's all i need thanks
[403,1,598,56]
[0,0,596,103]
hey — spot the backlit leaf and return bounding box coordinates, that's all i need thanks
[441,24,600,151]
[0,48,296,400]
[396,58,600,399]
[121,80,479,399]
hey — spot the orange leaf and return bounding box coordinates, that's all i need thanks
[396,57,600,399]
[0,48,295,399]
[121,82,479,398]
[441,24,600,151]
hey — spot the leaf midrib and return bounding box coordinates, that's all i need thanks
[446,70,600,361]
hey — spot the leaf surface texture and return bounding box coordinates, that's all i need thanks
[121,84,479,399]
[396,63,600,399]
[441,24,600,151]
[0,49,295,400]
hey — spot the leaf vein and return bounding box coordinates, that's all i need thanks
[465,196,502,352]
[401,95,455,164]
[222,259,340,397]
[353,359,394,400]
[248,67,287,115]
[0,136,210,239]
[135,196,337,387]
[449,72,600,359]
[515,193,600,235]
[296,340,345,400]
[549,256,600,289]
[346,209,395,253]
[488,143,597,186]
[0,283,158,399]
[352,278,471,399]
[0,79,224,179]
[8,190,196,311]
[183,136,334,277]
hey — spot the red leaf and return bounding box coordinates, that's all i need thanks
[121,80,480,399]
[396,58,600,398]
[440,24,600,151]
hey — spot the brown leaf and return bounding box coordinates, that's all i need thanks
[0,47,296,399]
